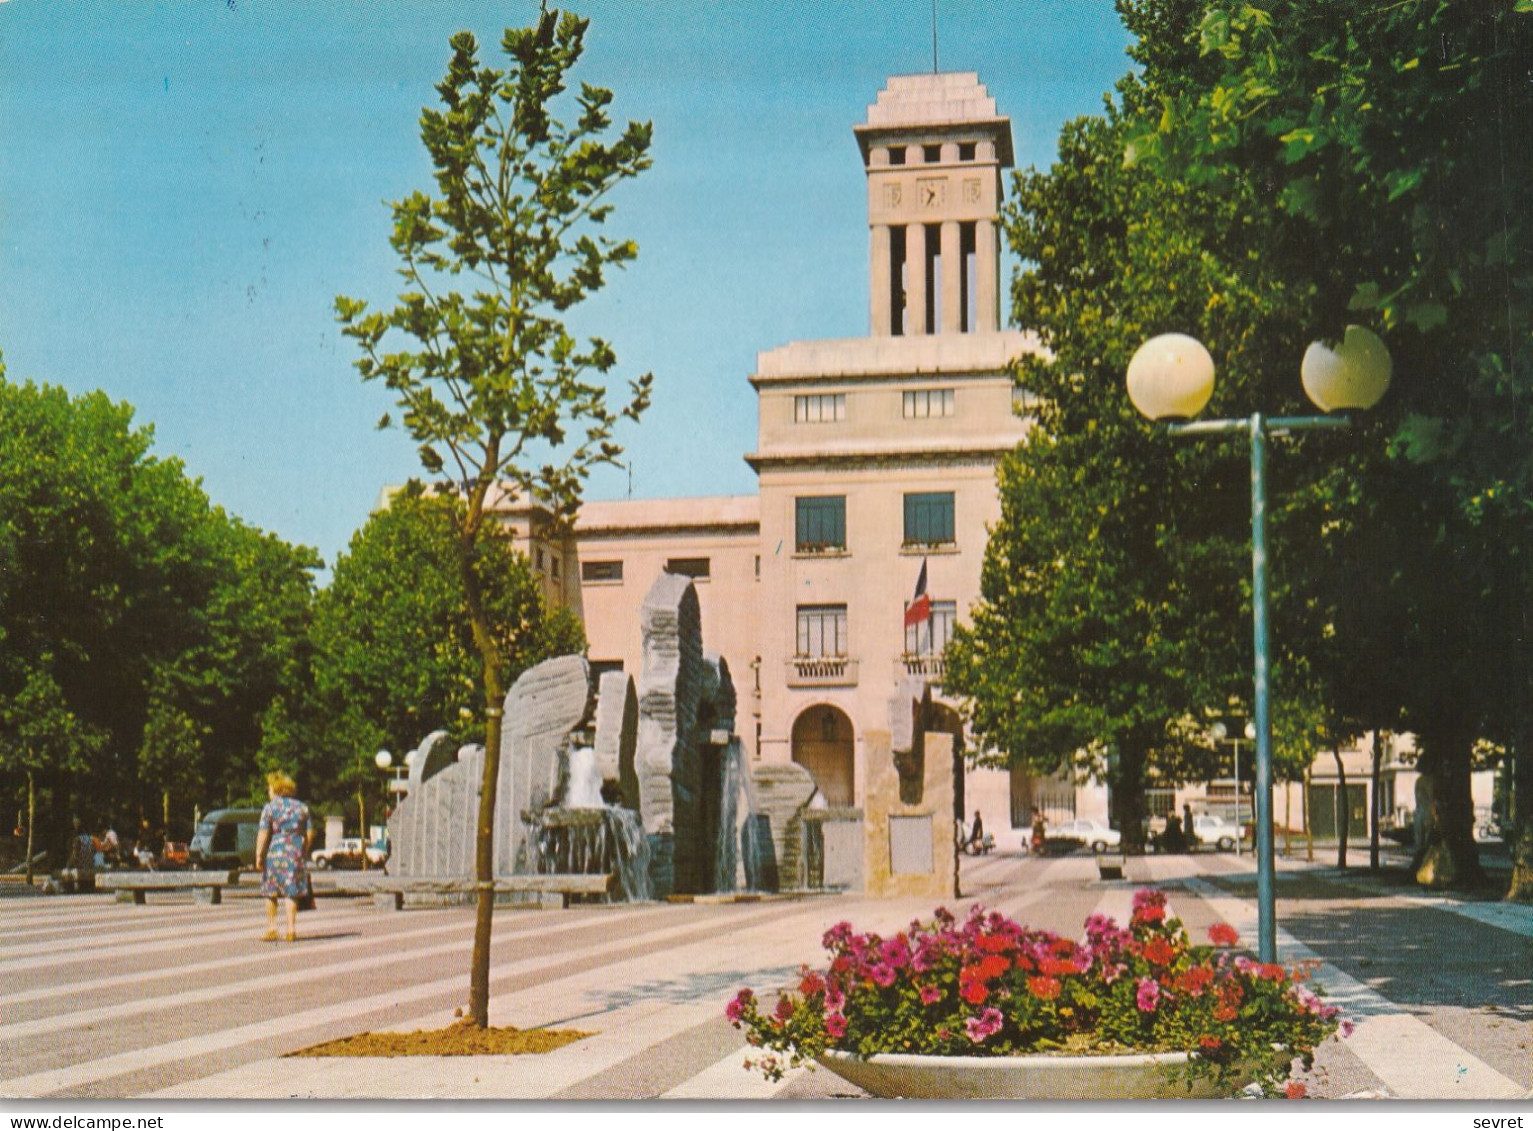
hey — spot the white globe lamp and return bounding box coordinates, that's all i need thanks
[1301,325,1392,412]
[1126,333,1217,421]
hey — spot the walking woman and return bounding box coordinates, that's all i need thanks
[254,771,313,942]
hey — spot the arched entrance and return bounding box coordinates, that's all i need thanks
[792,704,855,806]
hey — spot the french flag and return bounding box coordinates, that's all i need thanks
[904,557,932,628]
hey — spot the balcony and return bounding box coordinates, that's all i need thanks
[786,656,860,688]
[898,653,947,682]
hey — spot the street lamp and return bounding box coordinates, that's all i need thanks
[1209,719,1257,857]
[1129,326,1389,962]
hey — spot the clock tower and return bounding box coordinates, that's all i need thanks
[854,73,1014,337]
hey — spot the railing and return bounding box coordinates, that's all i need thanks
[898,653,947,681]
[786,656,859,687]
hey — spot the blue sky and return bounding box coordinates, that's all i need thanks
[0,1,1133,573]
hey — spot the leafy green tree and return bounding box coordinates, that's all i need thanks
[335,10,651,1025]
[0,663,107,881]
[946,10,1326,850]
[1132,0,1533,893]
[308,490,585,816]
[0,357,320,850]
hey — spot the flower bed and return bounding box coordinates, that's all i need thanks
[727,890,1349,1097]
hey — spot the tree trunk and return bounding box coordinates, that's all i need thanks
[25,770,36,886]
[1413,732,1485,890]
[460,509,507,1030]
[1110,741,1149,854]
[1507,734,1533,903]
[1333,745,1348,869]
[1369,731,1383,872]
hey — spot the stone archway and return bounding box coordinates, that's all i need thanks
[792,704,855,806]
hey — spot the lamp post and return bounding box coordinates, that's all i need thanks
[1210,719,1256,857]
[1128,327,1390,963]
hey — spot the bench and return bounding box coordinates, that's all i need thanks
[335,873,618,911]
[95,869,240,905]
[1096,853,1127,881]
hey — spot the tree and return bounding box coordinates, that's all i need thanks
[945,9,1323,851]
[0,356,320,851]
[1131,0,1533,894]
[0,664,106,882]
[335,10,652,1026]
[308,490,585,815]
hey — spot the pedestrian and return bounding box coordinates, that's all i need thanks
[1030,809,1048,854]
[254,771,314,943]
[1183,803,1196,848]
[964,809,985,853]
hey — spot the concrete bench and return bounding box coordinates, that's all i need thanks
[336,873,617,910]
[95,869,241,905]
[1096,853,1127,881]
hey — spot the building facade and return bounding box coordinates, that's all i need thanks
[499,73,1060,843]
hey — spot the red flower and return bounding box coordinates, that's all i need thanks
[1198,1035,1222,1050]
[1143,937,1177,966]
[959,969,989,1005]
[1260,963,1287,983]
[1212,1003,1238,1022]
[774,997,795,1021]
[977,954,1010,981]
[1027,975,1062,1000]
[1285,1081,1308,1100]
[977,933,1012,954]
[799,971,825,996]
[1039,956,1080,977]
[1131,903,1166,927]
[1208,923,1239,947]
[1177,965,1214,996]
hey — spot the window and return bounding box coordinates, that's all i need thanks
[958,141,977,161]
[887,146,906,166]
[905,600,957,656]
[550,555,561,580]
[794,393,845,423]
[902,388,955,418]
[666,557,710,580]
[795,496,846,552]
[535,548,546,571]
[581,560,624,583]
[904,491,955,546]
[796,604,848,657]
[922,144,941,163]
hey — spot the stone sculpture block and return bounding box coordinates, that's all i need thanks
[862,728,956,900]
[496,654,594,875]
[594,671,639,810]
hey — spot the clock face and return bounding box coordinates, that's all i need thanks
[917,178,945,208]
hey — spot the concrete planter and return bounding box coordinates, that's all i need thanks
[817,1048,1257,1099]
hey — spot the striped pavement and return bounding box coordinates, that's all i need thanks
[2,851,1528,1100]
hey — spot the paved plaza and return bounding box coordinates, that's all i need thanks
[2,851,1530,1101]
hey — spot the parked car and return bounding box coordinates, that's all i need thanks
[310,837,388,870]
[1048,818,1121,853]
[188,808,263,870]
[159,841,190,870]
[1191,814,1240,851]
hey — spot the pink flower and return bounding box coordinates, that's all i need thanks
[868,963,897,988]
[725,988,754,1023]
[965,1007,1003,1043]
[918,983,943,1005]
[881,936,912,969]
[1136,977,1160,1013]
[824,983,846,1013]
[824,1012,847,1039]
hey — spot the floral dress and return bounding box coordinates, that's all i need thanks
[258,795,311,899]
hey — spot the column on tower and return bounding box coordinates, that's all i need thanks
[870,223,892,336]
[940,220,962,335]
[906,222,928,336]
[976,217,999,332]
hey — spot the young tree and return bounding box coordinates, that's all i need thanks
[335,11,652,1026]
